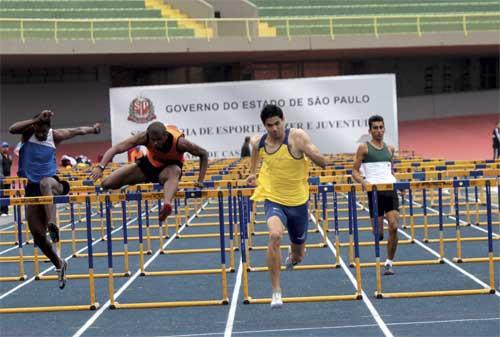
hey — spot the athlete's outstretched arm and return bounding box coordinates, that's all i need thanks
[293,129,327,168]
[53,123,101,144]
[89,132,146,181]
[177,138,208,186]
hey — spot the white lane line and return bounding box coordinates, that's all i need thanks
[397,228,500,298]
[0,204,153,300]
[72,201,209,337]
[160,316,500,336]
[0,218,77,256]
[0,225,15,232]
[224,259,242,337]
[0,244,23,256]
[352,198,500,299]
[310,213,394,337]
[0,205,102,255]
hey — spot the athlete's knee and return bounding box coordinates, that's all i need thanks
[268,231,283,245]
[159,166,181,183]
[101,177,115,190]
[32,231,48,247]
[171,165,182,177]
[39,178,52,194]
[101,179,110,189]
[388,218,399,231]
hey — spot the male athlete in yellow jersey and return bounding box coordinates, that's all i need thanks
[246,104,327,309]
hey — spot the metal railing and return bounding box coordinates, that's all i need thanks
[0,12,498,43]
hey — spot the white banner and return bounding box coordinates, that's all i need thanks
[109,75,397,162]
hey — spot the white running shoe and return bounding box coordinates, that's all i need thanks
[383,264,395,275]
[270,290,283,309]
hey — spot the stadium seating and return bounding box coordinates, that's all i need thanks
[0,0,498,41]
[251,0,500,37]
[0,0,212,41]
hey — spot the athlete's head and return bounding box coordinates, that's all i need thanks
[146,122,169,151]
[260,105,285,141]
[368,115,385,142]
[33,110,52,141]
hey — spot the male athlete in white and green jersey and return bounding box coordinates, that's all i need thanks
[352,115,399,275]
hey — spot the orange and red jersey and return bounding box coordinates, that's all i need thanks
[146,125,185,168]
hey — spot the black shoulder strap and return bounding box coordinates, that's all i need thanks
[258,134,267,149]
[283,128,290,145]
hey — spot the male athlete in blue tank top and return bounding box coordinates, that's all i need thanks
[9,110,101,289]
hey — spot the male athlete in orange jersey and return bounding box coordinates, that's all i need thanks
[90,122,208,221]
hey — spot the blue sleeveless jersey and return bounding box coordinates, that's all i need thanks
[18,129,57,183]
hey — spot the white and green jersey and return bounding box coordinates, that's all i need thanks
[361,142,396,184]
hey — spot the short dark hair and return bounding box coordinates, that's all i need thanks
[260,104,283,123]
[147,121,166,136]
[368,115,384,129]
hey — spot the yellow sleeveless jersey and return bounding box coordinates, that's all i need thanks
[251,129,310,206]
